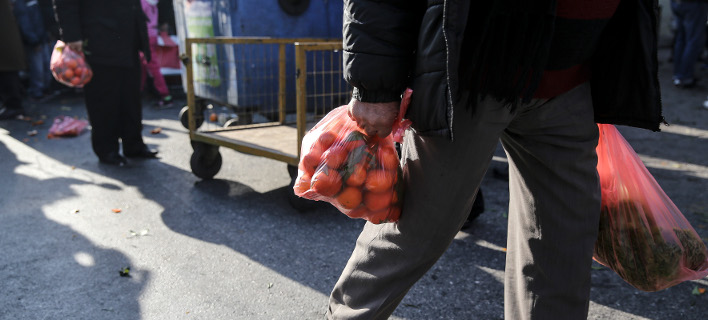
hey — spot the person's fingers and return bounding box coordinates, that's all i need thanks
[347,106,355,122]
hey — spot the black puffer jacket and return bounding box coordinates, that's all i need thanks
[53,0,150,67]
[343,0,664,137]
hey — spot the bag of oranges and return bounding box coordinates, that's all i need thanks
[50,40,93,88]
[294,89,413,224]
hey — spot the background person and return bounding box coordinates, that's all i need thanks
[0,0,26,120]
[53,0,158,166]
[670,0,708,88]
[13,0,51,101]
[140,0,173,108]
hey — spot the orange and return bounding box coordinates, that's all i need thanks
[377,146,399,170]
[364,190,393,211]
[317,131,337,150]
[336,187,362,209]
[311,167,342,197]
[345,164,367,187]
[344,139,365,152]
[74,67,84,77]
[391,189,399,205]
[66,59,78,69]
[323,146,348,169]
[346,205,370,219]
[63,69,74,80]
[366,209,390,224]
[343,131,367,151]
[293,173,312,195]
[301,144,324,175]
[386,206,401,222]
[364,169,394,193]
[70,77,82,86]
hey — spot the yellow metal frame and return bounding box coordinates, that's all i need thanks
[183,37,345,167]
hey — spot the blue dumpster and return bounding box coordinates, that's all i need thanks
[173,0,344,116]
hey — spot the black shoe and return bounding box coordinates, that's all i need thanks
[99,152,128,166]
[124,146,158,159]
[0,107,24,120]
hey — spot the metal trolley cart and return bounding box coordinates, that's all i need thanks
[181,37,351,205]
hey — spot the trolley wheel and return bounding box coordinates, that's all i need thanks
[190,142,222,180]
[223,113,253,127]
[286,164,316,212]
[179,105,205,129]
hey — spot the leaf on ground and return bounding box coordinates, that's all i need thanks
[150,127,162,134]
[501,248,507,252]
[119,267,130,277]
[112,208,122,213]
[691,286,706,295]
[267,283,273,289]
[70,209,79,214]
[31,120,44,126]
[27,130,38,136]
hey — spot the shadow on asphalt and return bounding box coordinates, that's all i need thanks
[0,139,148,319]
[2,73,706,318]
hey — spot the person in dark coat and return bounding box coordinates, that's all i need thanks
[53,0,158,166]
[14,0,52,100]
[0,0,27,120]
[328,1,664,319]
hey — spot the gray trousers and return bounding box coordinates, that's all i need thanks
[327,83,601,320]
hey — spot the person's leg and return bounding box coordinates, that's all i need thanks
[675,2,708,83]
[0,71,25,119]
[26,45,45,98]
[501,83,601,320]
[672,2,687,81]
[146,36,170,99]
[119,64,149,155]
[327,92,516,320]
[41,42,52,94]
[83,64,122,158]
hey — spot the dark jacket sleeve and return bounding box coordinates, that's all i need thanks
[52,0,82,43]
[343,0,423,103]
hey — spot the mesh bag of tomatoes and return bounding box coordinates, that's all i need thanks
[294,90,412,224]
[50,40,93,88]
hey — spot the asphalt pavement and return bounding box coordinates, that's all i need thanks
[1,46,707,320]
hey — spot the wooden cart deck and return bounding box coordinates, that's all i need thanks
[191,122,316,167]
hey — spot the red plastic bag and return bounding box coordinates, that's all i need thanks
[47,116,89,138]
[294,89,413,224]
[593,124,708,291]
[50,40,93,88]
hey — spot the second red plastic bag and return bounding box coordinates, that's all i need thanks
[294,89,412,224]
[592,123,708,291]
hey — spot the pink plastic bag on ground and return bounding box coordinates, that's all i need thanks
[593,123,708,291]
[47,116,89,139]
[50,40,93,88]
[293,89,412,224]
